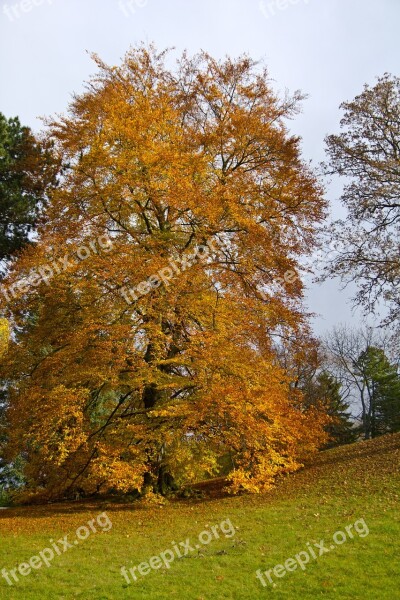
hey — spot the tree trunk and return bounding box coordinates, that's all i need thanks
[141,381,177,495]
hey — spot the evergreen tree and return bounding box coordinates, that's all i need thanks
[356,347,400,437]
[0,113,57,265]
[303,371,356,448]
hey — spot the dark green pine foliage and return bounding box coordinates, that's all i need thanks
[356,347,400,438]
[0,113,57,264]
[303,371,356,448]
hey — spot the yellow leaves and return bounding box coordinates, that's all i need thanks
[228,452,302,494]
[26,386,89,467]
[91,457,144,494]
[138,489,168,506]
[0,317,10,359]
[167,438,220,486]
[1,46,330,500]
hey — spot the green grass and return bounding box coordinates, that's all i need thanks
[0,433,399,599]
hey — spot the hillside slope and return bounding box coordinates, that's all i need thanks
[0,434,399,599]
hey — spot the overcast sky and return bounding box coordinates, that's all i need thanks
[1,0,399,336]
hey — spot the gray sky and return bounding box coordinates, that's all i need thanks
[1,0,399,336]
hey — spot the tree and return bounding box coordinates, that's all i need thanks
[0,46,329,501]
[323,74,400,331]
[0,112,57,493]
[0,317,17,493]
[0,113,57,266]
[302,371,356,448]
[355,346,400,437]
[275,335,356,448]
[324,325,399,440]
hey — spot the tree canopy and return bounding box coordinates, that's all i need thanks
[356,346,400,438]
[323,74,400,330]
[1,46,330,501]
[0,113,57,266]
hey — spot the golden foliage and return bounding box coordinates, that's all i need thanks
[0,318,10,359]
[0,46,329,500]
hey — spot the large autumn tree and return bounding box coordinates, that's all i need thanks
[0,46,329,501]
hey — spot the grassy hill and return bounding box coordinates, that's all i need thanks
[0,433,399,599]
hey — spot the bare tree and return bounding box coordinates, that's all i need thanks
[323,74,400,332]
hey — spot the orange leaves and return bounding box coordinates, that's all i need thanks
[1,46,329,500]
[19,386,88,467]
[90,445,146,494]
